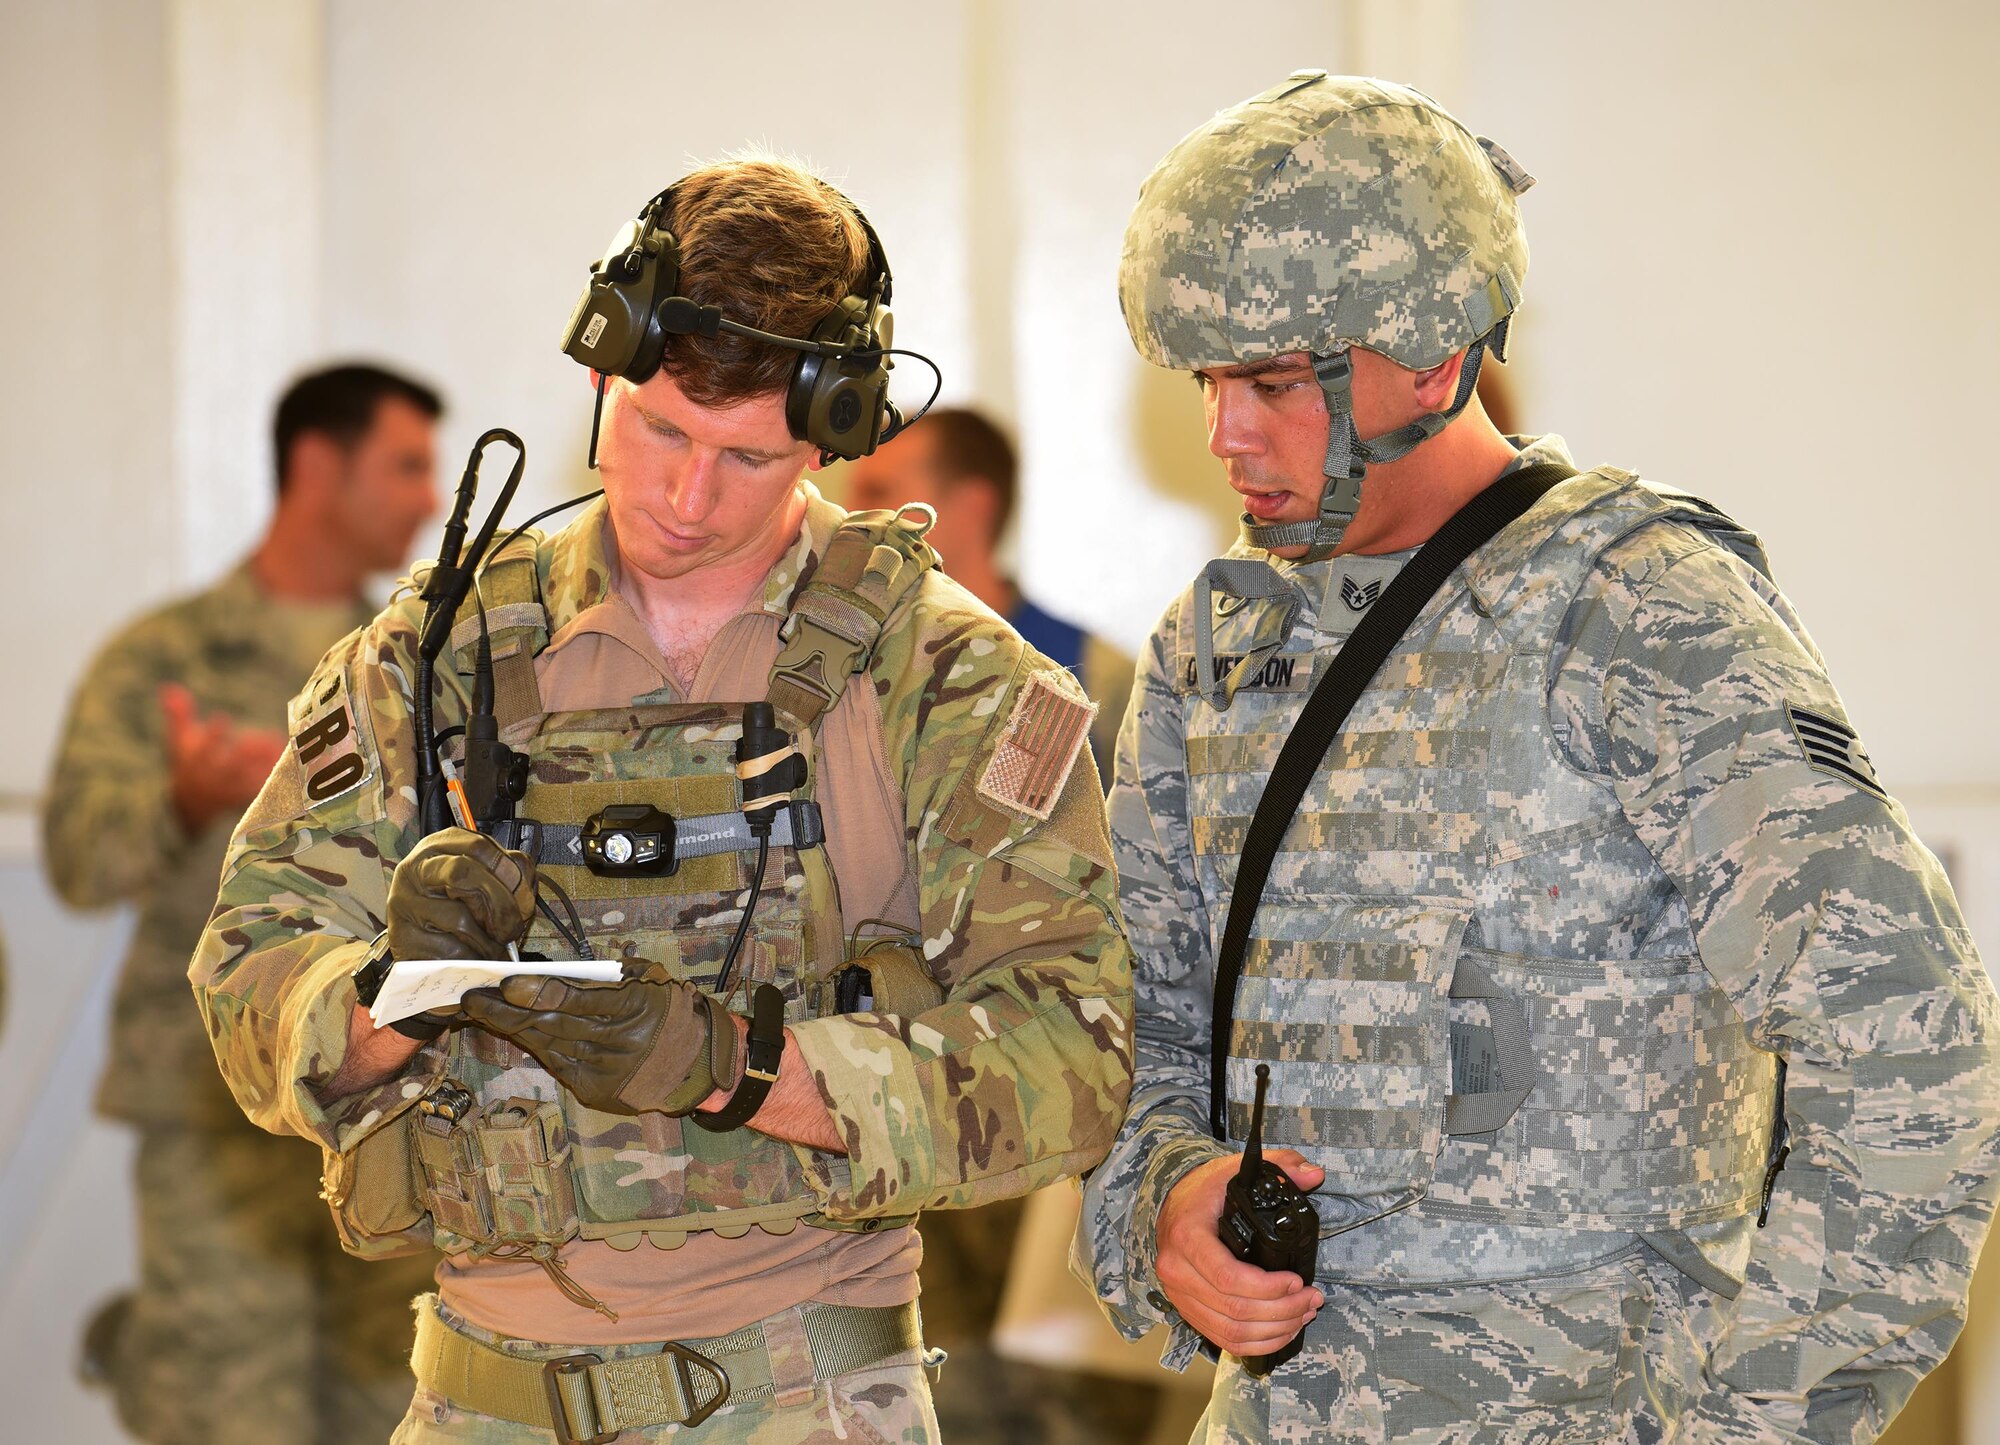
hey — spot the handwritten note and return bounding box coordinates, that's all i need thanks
[368,958,624,1028]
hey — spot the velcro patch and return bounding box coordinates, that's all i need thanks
[976,671,1098,822]
[292,671,372,805]
[1787,703,1885,801]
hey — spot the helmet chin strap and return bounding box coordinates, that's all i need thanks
[1240,338,1490,560]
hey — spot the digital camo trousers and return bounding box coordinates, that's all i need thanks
[1187,1248,1740,1445]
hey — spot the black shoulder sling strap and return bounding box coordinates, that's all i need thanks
[1207,460,1576,1139]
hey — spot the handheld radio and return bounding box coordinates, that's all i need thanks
[1217,1063,1320,1376]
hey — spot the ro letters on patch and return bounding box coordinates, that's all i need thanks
[293,673,372,805]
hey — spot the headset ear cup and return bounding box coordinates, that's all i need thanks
[787,295,893,460]
[559,221,679,383]
[785,350,824,443]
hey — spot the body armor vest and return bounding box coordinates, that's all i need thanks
[1186,472,1781,1283]
[391,509,938,1263]
[416,698,839,1256]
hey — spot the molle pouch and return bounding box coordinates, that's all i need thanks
[569,1098,818,1249]
[1226,901,1475,1232]
[415,1086,494,1246]
[476,1098,581,1245]
[320,1107,430,1260]
[816,936,945,1018]
[414,1087,581,1250]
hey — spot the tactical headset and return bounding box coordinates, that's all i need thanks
[561,181,912,462]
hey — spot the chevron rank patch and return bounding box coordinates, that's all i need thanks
[1339,574,1383,612]
[977,670,1098,821]
[1787,703,1886,800]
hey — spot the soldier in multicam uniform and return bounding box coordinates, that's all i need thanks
[45,362,445,1445]
[191,156,1132,1444]
[1073,71,2000,1443]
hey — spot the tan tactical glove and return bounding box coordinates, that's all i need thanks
[459,971,738,1116]
[386,828,536,961]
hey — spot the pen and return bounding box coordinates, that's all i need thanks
[439,755,522,964]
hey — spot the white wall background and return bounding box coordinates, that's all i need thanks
[2,1,1996,1438]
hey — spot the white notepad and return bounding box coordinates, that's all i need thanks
[368,957,624,1028]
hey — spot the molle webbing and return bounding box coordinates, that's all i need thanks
[447,537,548,729]
[1197,470,1782,1235]
[768,509,937,730]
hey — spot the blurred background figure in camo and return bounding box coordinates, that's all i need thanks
[43,364,445,1445]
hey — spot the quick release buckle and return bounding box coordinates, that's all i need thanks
[542,1354,616,1445]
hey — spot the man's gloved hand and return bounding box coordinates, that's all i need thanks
[459,971,738,1116]
[386,828,536,961]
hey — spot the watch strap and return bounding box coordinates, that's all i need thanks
[693,984,786,1132]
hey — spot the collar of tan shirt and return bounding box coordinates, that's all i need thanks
[533,482,841,712]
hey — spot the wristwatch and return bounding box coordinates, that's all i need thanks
[350,931,396,1007]
[692,984,786,1132]
[349,931,447,1042]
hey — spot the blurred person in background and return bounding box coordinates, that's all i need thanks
[46,362,444,1445]
[845,407,1132,780]
[1076,72,2000,1443]
[847,406,1156,1441]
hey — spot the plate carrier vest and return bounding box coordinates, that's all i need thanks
[1187,471,1783,1280]
[324,509,942,1274]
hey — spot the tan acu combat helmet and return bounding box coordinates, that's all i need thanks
[1121,71,1536,555]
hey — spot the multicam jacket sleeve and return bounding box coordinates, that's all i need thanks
[1554,530,2000,1444]
[785,592,1136,1219]
[190,595,454,1149]
[1073,597,1229,1367]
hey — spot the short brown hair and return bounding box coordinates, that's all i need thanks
[921,407,1018,541]
[659,156,874,408]
[273,362,443,496]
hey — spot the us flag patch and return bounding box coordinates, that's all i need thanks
[976,672,1098,821]
[1787,703,1886,800]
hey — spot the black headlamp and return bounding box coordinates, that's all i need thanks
[581,803,677,876]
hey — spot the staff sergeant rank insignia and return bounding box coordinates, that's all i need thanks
[1787,702,1886,800]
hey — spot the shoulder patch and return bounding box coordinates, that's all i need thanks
[1787,703,1886,801]
[976,671,1098,822]
[291,670,373,805]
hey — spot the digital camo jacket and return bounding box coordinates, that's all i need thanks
[189,492,1132,1245]
[45,563,371,1125]
[1075,438,2000,1444]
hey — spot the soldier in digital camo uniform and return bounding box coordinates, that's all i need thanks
[46,363,444,1445]
[1072,72,2000,1443]
[191,156,1132,1444]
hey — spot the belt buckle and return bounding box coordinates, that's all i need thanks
[542,1353,616,1445]
[662,1339,731,1428]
